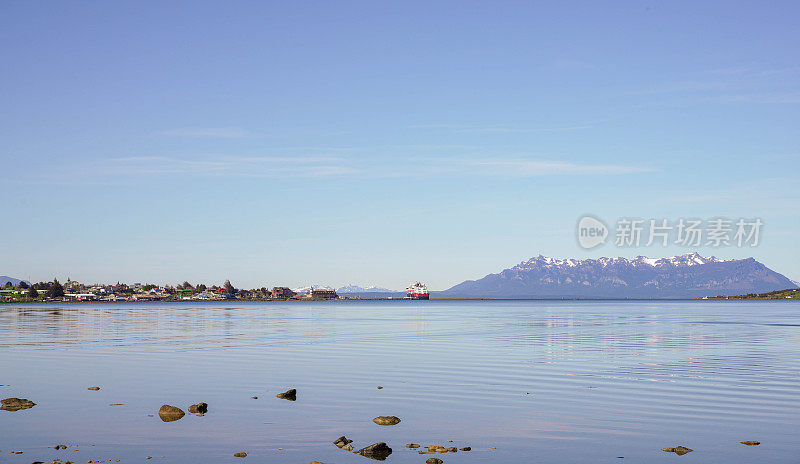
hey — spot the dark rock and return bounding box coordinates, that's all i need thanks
[187,402,207,414]
[373,415,401,425]
[32,461,44,464]
[308,462,327,464]
[87,387,100,391]
[661,446,693,455]
[157,404,185,422]
[250,396,258,399]
[425,459,443,464]
[1,397,36,411]
[276,389,296,401]
[459,447,471,451]
[54,445,68,450]
[357,442,392,460]
[333,436,354,451]
[446,447,457,452]
[405,443,420,449]
[377,386,383,389]
[233,452,247,458]
[740,441,760,446]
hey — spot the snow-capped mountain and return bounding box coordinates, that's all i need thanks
[441,253,797,299]
[291,285,335,294]
[337,285,396,293]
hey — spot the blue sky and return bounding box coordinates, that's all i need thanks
[2,0,799,289]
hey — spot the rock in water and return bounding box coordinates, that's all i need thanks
[0,397,36,411]
[157,405,185,422]
[373,415,401,425]
[233,452,247,458]
[740,441,760,446]
[425,459,443,464]
[459,447,471,451]
[333,436,353,450]
[308,462,327,464]
[276,389,296,401]
[357,443,392,460]
[87,387,100,391]
[187,402,207,414]
[661,446,693,455]
[406,443,420,449]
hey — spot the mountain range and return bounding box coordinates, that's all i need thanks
[0,276,29,287]
[439,253,797,299]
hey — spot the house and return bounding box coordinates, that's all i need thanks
[307,287,337,299]
[271,287,295,299]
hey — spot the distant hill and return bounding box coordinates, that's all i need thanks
[716,288,800,299]
[439,253,798,299]
[337,285,397,293]
[0,276,29,287]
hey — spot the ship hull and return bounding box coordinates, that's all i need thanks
[406,293,430,300]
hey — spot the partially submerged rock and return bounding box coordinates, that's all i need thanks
[87,387,100,391]
[187,402,207,414]
[157,404,185,422]
[373,415,401,425]
[233,452,247,458]
[459,447,471,451]
[425,459,443,464]
[1,397,36,411]
[405,443,420,449]
[661,446,693,455]
[741,441,760,446]
[334,436,354,451]
[54,445,68,450]
[276,389,296,401]
[357,442,392,460]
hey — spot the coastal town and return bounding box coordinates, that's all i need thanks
[0,278,431,302]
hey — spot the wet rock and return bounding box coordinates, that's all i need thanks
[740,441,760,446]
[187,402,207,414]
[251,396,258,399]
[276,389,296,401]
[157,404,185,422]
[87,387,100,391]
[32,461,44,464]
[233,452,247,458]
[1,397,36,411]
[372,415,401,425]
[145,457,152,460]
[405,443,420,449]
[377,386,383,389]
[446,447,457,452]
[459,447,471,451]
[425,459,443,464]
[309,462,327,464]
[333,436,353,450]
[357,442,392,460]
[661,446,693,455]
[54,445,68,450]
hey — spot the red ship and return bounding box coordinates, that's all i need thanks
[405,281,430,300]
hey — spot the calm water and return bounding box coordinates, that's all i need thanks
[1,300,799,464]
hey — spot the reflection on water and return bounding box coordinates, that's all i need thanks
[1,300,799,464]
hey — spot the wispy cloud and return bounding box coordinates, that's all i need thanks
[408,123,592,133]
[101,155,352,178]
[465,158,654,175]
[157,127,251,138]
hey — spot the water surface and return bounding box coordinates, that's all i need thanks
[1,300,799,463]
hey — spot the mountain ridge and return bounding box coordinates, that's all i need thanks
[440,253,797,299]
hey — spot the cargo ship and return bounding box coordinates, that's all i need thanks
[405,281,430,300]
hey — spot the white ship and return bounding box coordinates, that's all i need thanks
[405,281,430,300]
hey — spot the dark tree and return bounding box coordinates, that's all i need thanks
[181,281,193,290]
[19,281,29,289]
[196,284,207,292]
[3,282,12,289]
[27,286,39,298]
[46,279,65,298]
[223,280,235,295]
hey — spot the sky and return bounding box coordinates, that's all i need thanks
[1,0,799,290]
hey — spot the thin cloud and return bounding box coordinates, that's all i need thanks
[408,123,592,133]
[465,158,654,175]
[157,127,251,138]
